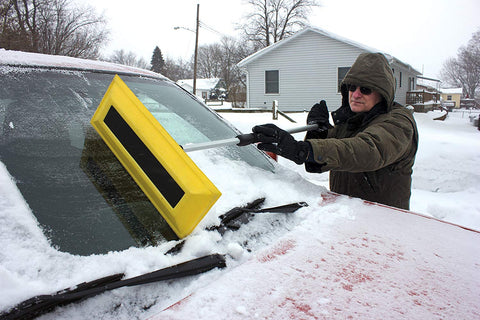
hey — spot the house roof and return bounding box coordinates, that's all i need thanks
[237,27,421,75]
[441,88,463,94]
[177,78,222,91]
[417,77,442,91]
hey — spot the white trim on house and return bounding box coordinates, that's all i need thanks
[441,88,462,95]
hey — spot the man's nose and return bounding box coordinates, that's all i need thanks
[352,87,363,97]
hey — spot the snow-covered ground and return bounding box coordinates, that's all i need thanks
[0,106,479,320]
[220,108,480,231]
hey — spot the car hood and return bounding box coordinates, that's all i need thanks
[156,194,480,319]
[2,150,479,319]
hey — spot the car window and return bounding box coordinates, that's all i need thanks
[0,67,273,255]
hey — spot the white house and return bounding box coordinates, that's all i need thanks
[237,27,422,111]
[177,78,226,100]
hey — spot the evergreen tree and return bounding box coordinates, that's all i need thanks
[150,46,165,73]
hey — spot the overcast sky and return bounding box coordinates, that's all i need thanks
[86,0,480,78]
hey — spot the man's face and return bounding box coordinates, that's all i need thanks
[348,84,383,113]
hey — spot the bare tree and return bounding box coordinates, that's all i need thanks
[197,43,223,78]
[194,36,256,105]
[440,29,480,101]
[107,49,149,69]
[196,36,256,85]
[162,57,193,82]
[218,36,255,89]
[0,0,109,58]
[0,0,39,52]
[240,0,319,48]
[222,36,255,106]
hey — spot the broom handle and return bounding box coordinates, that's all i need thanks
[182,124,319,152]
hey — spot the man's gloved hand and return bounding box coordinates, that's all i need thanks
[252,124,311,165]
[307,100,333,131]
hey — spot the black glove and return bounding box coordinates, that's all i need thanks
[305,100,333,140]
[307,100,333,131]
[252,124,311,165]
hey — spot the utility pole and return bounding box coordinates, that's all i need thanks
[193,4,200,95]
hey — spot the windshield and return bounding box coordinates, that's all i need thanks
[0,67,273,255]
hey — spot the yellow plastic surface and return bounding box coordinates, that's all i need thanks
[90,75,221,238]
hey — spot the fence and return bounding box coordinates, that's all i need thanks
[214,100,298,123]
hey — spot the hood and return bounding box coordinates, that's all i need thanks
[341,52,396,110]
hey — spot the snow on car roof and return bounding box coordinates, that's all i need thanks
[0,49,164,78]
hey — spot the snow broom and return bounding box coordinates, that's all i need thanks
[90,75,317,239]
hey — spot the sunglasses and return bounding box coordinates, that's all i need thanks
[347,84,372,95]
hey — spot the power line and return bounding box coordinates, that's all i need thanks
[199,21,225,37]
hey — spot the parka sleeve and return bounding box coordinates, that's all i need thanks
[307,110,416,173]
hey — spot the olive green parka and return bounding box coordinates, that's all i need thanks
[306,53,418,209]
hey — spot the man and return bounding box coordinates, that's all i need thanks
[252,52,418,210]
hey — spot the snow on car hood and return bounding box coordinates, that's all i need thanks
[157,196,480,319]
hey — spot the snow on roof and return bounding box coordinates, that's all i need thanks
[237,27,421,75]
[177,78,221,90]
[0,49,164,79]
[441,88,463,94]
[417,77,441,91]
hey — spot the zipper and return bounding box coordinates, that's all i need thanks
[363,173,376,192]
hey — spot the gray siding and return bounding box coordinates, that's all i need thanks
[244,29,365,111]
[391,63,417,106]
[242,28,420,111]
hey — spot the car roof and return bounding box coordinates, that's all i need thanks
[0,49,166,79]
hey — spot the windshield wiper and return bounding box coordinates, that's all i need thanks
[213,198,308,234]
[167,198,308,255]
[1,254,226,320]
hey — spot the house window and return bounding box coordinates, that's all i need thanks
[447,95,452,100]
[265,70,279,94]
[337,67,350,92]
[399,72,402,88]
